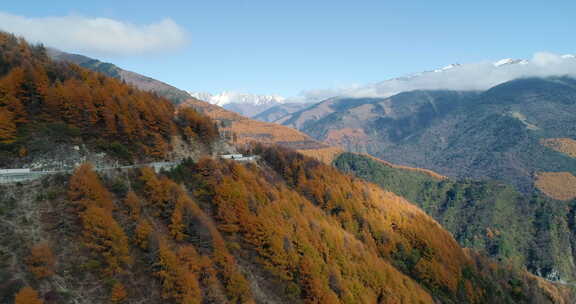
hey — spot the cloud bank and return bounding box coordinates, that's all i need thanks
[0,12,188,56]
[301,52,576,101]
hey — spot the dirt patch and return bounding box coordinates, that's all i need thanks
[535,171,576,201]
[541,138,576,158]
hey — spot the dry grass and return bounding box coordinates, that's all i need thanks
[541,138,576,158]
[535,172,576,201]
[230,120,311,144]
[361,153,447,180]
[297,146,344,164]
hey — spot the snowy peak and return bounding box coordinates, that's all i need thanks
[189,91,286,107]
[188,91,289,117]
[493,58,529,67]
[433,63,461,72]
[300,52,576,101]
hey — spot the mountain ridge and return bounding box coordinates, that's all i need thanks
[47,48,193,104]
[279,77,576,194]
[0,30,573,304]
[300,53,576,102]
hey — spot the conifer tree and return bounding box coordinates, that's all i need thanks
[14,286,43,304]
[0,107,16,143]
[110,282,128,303]
[26,242,56,279]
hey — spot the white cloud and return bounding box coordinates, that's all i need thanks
[0,12,189,56]
[300,52,576,101]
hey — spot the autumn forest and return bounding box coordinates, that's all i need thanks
[0,30,573,304]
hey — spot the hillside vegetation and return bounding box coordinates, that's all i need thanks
[0,31,219,167]
[334,152,576,283]
[0,31,573,304]
[1,147,572,303]
[279,82,576,194]
[48,49,193,104]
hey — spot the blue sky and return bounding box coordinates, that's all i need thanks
[1,1,575,97]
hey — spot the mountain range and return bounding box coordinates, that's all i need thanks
[0,31,563,304]
[188,54,576,124]
[188,91,288,118]
[299,53,576,101]
[1,31,575,303]
[278,76,576,195]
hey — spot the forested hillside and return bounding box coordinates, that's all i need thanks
[0,32,573,304]
[334,152,576,283]
[48,49,193,104]
[1,146,572,303]
[279,81,576,194]
[0,31,219,168]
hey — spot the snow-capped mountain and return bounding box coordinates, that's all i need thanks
[190,52,576,118]
[189,91,286,107]
[302,52,576,101]
[493,58,529,67]
[189,91,287,117]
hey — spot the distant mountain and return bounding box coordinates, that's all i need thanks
[252,102,313,122]
[282,77,576,194]
[48,49,192,104]
[189,91,286,107]
[180,98,343,163]
[300,54,576,102]
[189,91,287,117]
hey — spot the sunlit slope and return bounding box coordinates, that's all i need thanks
[334,152,576,283]
[181,98,331,152]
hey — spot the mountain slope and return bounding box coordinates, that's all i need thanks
[0,31,573,303]
[333,152,576,282]
[253,102,313,122]
[282,78,576,193]
[298,54,576,102]
[0,32,223,170]
[2,146,572,304]
[180,98,344,164]
[48,49,192,104]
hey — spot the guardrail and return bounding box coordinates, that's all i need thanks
[0,172,54,184]
[0,156,256,185]
[0,161,182,185]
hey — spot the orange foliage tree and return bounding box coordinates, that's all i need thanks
[25,242,56,279]
[123,191,141,220]
[68,163,113,211]
[0,31,221,161]
[177,107,219,144]
[110,282,128,303]
[80,205,132,275]
[68,164,132,275]
[155,239,202,304]
[135,218,153,250]
[14,286,43,304]
[0,107,16,143]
